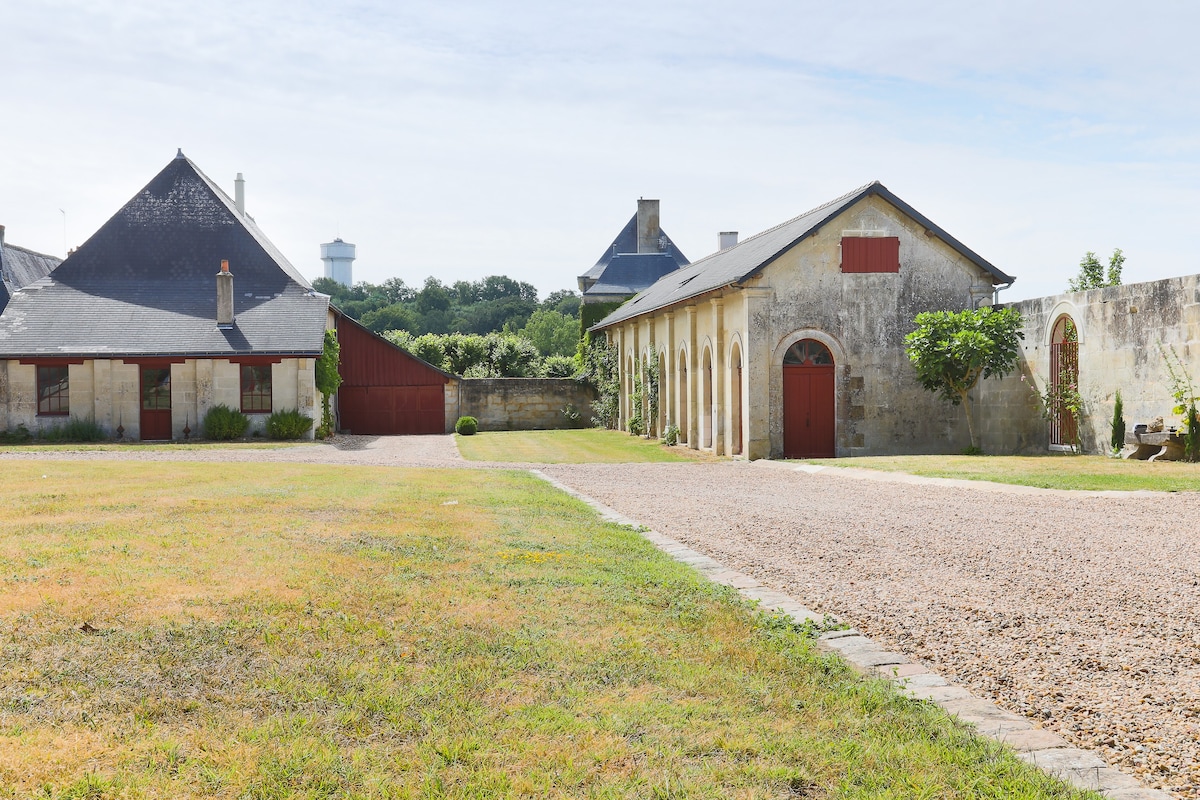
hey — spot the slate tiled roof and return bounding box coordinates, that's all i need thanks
[579,213,689,294]
[0,242,61,311]
[592,181,1014,330]
[0,152,328,358]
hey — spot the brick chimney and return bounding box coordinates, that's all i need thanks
[636,198,661,254]
[217,259,234,328]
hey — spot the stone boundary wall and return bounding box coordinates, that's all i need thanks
[456,378,597,431]
[980,274,1200,454]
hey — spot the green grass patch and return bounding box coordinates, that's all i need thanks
[455,428,716,463]
[808,454,1200,492]
[0,460,1095,798]
[0,440,302,453]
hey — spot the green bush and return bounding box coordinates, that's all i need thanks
[0,424,33,444]
[266,408,314,440]
[203,405,250,440]
[40,416,107,442]
[455,416,478,436]
[540,355,577,378]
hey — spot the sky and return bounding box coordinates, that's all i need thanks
[4,0,1200,302]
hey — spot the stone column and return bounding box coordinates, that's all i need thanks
[710,297,726,455]
[685,305,699,449]
[741,287,773,459]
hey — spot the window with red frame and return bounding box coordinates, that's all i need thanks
[241,365,272,413]
[37,365,70,416]
[841,236,900,273]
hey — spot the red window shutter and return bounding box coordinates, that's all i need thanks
[841,237,899,273]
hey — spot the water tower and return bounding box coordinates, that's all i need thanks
[320,238,355,287]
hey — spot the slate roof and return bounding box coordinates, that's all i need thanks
[579,213,689,296]
[0,242,61,311]
[593,181,1014,330]
[0,152,329,358]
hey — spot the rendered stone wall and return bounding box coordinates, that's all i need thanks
[980,275,1200,454]
[457,378,596,431]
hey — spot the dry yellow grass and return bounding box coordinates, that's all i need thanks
[0,460,1097,799]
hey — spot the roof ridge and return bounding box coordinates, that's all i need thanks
[2,242,62,261]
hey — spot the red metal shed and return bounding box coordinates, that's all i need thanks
[333,311,452,435]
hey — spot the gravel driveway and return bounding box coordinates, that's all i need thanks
[7,435,1198,796]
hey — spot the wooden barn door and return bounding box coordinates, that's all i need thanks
[140,367,172,441]
[782,339,835,458]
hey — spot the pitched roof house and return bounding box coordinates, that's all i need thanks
[0,151,329,440]
[578,199,689,303]
[591,181,1014,459]
[0,229,61,310]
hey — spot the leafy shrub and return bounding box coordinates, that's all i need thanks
[540,355,577,378]
[266,408,314,440]
[0,424,33,444]
[1110,390,1126,453]
[40,416,107,442]
[203,405,250,440]
[663,423,680,446]
[455,416,478,436]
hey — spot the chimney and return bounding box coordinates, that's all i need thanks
[0,224,5,250]
[636,198,661,254]
[234,173,245,215]
[719,231,739,250]
[217,259,234,328]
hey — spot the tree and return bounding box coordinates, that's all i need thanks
[1068,248,1123,292]
[314,329,343,438]
[904,306,1024,451]
[519,308,579,357]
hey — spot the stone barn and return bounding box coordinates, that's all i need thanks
[591,181,1015,459]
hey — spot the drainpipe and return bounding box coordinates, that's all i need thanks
[992,280,1015,306]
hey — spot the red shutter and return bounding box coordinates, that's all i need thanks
[841,237,900,273]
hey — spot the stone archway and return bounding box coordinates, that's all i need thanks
[729,340,743,456]
[1049,315,1079,449]
[782,339,835,458]
[702,346,713,449]
[677,348,689,445]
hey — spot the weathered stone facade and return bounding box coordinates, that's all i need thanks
[599,189,1008,459]
[0,357,318,440]
[981,276,1200,454]
[457,378,596,431]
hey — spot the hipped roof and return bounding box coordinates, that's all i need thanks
[0,152,328,358]
[593,181,1014,330]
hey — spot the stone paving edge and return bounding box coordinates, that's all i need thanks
[528,468,1174,800]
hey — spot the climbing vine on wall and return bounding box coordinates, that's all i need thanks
[644,349,660,439]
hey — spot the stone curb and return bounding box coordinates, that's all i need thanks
[529,469,1173,800]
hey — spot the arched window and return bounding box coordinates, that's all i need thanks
[783,339,833,366]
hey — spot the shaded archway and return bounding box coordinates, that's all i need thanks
[702,346,713,449]
[678,348,689,445]
[1050,315,1079,448]
[729,341,743,456]
[657,348,667,436]
[782,339,835,458]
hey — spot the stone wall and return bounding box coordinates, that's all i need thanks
[456,378,596,431]
[980,275,1200,454]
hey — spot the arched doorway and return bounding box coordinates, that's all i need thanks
[657,349,667,436]
[678,349,689,445]
[783,339,835,458]
[1049,316,1079,448]
[702,347,713,449]
[729,342,743,456]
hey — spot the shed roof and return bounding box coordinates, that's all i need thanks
[0,152,328,358]
[592,181,1014,330]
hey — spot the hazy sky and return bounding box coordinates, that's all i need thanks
[4,1,1199,301]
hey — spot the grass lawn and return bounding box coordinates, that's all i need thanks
[808,453,1200,492]
[0,440,302,453]
[455,428,715,463]
[0,461,1096,799]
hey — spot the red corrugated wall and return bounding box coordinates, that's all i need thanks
[335,315,450,434]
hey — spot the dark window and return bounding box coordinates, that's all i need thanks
[37,366,69,416]
[841,236,900,273]
[141,368,171,410]
[241,365,272,413]
[783,340,834,366]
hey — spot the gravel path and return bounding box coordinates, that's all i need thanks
[8,436,1199,795]
[540,461,1200,798]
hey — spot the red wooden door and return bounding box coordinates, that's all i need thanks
[140,367,172,440]
[338,385,445,434]
[783,364,835,458]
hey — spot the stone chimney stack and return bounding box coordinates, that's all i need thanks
[636,198,661,254]
[234,173,246,216]
[217,259,234,328]
[719,231,739,250]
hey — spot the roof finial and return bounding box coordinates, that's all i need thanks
[175,148,185,160]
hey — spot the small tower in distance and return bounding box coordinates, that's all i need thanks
[320,238,355,287]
